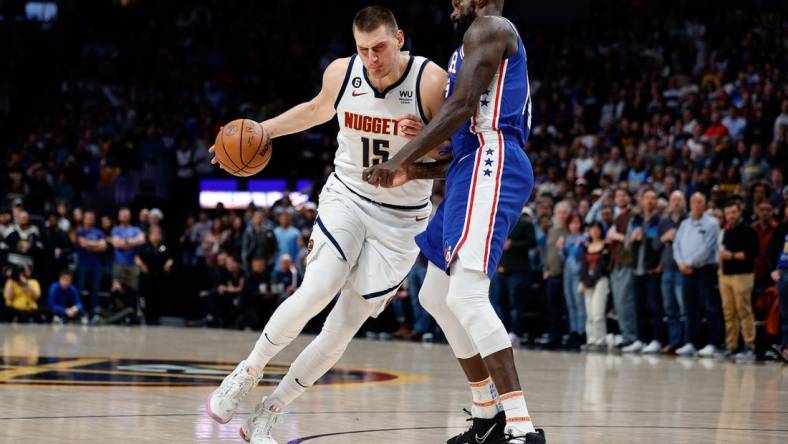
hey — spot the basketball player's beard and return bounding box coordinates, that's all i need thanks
[452,9,476,42]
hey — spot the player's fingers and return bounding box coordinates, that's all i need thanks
[399,119,421,132]
[382,171,394,188]
[373,170,385,187]
[211,157,218,165]
[400,126,421,137]
[395,113,420,122]
[364,167,378,186]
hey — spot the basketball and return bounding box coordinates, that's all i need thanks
[213,119,272,177]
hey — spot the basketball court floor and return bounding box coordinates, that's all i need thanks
[1,324,786,443]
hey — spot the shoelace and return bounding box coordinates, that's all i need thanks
[252,408,280,438]
[217,368,256,401]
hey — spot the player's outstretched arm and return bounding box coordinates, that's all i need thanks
[364,17,515,187]
[363,60,452,186]
[261,58,350,139]
[209,58,349,167]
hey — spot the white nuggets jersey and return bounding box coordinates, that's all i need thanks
[334,54,433,209]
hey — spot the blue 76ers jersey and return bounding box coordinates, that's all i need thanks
[445,19,531,157]
[415,18,535,278]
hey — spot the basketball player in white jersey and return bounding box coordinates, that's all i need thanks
[205,7,450,444]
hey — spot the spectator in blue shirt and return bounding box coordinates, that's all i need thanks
[273,210,300,271]
[76,210,107,319]
[48,270,85,323]
[673,192,724,358]
[111,208,146,291]
[272,254,298,300]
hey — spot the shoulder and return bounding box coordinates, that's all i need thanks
[465,16,515,44]
[419,60,448,88]
[324,57,353,83]
[463,15,514,42]
[421,60,447,80]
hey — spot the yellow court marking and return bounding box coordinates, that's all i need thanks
[0,356,432,390]
[0,358,107,382]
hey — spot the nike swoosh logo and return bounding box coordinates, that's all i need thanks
[264,333,281,346]
[416,216,429,222]
[352,91,368,97]
[476,424,496,443]
[295,378,308,388]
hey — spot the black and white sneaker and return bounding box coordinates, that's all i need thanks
[447,410,506,444]
[493,428,546,443]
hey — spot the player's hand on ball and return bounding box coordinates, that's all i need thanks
[208,145,228,172]
[396,114,422,139]
[208,145,219,166]
[208,126,223,168]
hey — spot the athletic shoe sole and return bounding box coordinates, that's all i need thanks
[205,394,231,424]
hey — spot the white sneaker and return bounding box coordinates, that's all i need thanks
[206,360,262,424]
[675,343,697,357]
[240,397,281,444]
[734,348,755,362]
[697,344,717,358]
[621,340,644,353]
[641,340,662,354]
[421,332,435,343]
[604,334,614,349]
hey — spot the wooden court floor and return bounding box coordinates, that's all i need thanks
[0,324,786,443]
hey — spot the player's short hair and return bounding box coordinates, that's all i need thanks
[353,5,398,35]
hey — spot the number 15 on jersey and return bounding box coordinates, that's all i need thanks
[361,137,390,167]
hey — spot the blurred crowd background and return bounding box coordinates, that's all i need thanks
[1,0,787,362]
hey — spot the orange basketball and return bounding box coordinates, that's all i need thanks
[214,119,272,177]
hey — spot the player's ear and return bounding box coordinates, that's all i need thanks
[396,30,404,50]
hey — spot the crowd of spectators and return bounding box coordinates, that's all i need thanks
[1,2,786,361]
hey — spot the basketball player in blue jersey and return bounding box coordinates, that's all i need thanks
[205,7,453,444]
[365,1,545,443]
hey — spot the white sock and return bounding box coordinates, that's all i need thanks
[267,374,305,411]
[469,377,500,419]
[499,391,535,434]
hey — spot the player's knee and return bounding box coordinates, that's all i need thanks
[445,290,473,325]
[418,288,446,317]
[315,329,353,361]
